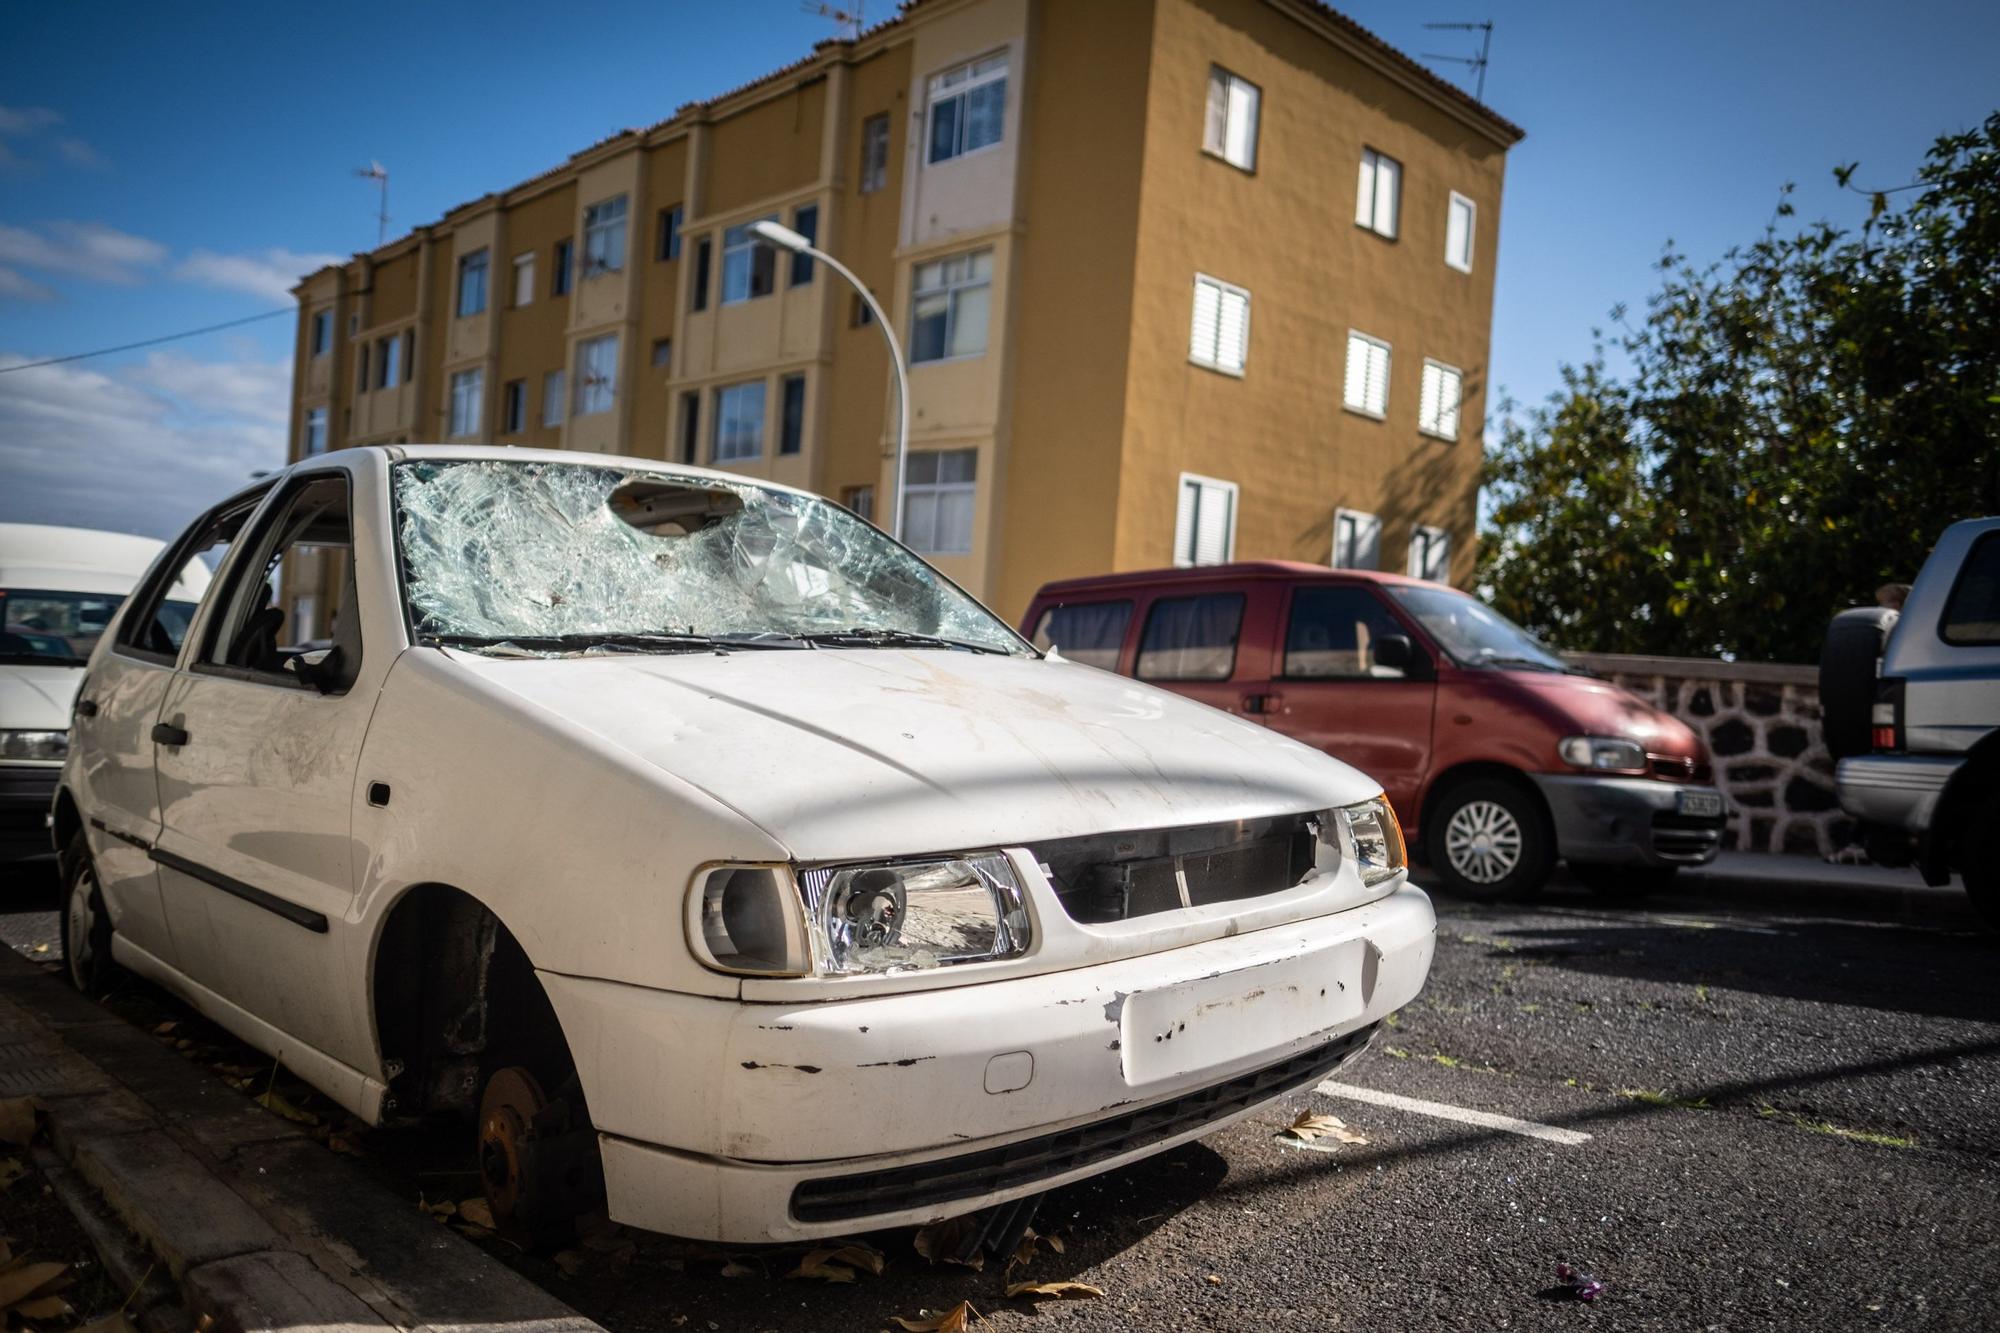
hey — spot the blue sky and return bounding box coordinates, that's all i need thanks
[2,0,1995,539]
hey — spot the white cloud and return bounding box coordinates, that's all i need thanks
[0,106,62,137]
[174,247,342,303]
[54,137,107,170]
[0,105,102,173]
[0,267,54,301]
[0,221,167,284]
[0,350,290,540]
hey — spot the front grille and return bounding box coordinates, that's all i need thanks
[790,1023,1377,1223]
[1652,811,1725,862]
[1033,813,1318,924]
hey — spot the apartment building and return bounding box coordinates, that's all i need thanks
[288,0,1521,619]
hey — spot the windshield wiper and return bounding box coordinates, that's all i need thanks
[431,631,728,656]
[797,627,1013,655]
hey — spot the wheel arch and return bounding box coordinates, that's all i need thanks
[51,786,83,869]
[1922,728,2000,885]
[1418,760,1553,852]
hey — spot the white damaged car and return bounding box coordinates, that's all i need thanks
[54,446,1435,1244]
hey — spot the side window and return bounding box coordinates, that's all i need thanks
[114,500,262,663]
[1942,532,2000,645]
[1283,586,1417,680]
[1136,593,1243,682]
[201,475,362,691]
[1034,601,1133,671]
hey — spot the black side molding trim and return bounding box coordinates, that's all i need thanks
[88,817,154,853]
[150,848,330,934]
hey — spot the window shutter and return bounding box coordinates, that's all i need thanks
[1438,366,1461,437]
[1216,287,1248,370]
[1204,69,1228,155]
[1174,479,1200,566]
[1420,363,1442,433]
[1374,157,1400,236]
[1190,279,1221,364]
[1366,341,1391,415]
[1192,483,1233,565]
[1355,158,1374,227]
[1446,195,1473,270]
[1224,78,1258,169]
[1344,335,1369,410]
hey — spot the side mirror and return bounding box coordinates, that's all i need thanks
[287,646,347,695]
[1372,634,1416,674]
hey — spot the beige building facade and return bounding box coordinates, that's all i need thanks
[289,0,1521,621]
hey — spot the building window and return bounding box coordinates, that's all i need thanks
[1446,191,1476,273]
[905,449,977,555]
[1173,473,1237,567]
[713,381,767,462]
[853,293,876,326]
[448,368,483,438]
[691,237,712,310]
[552,239,574,296]
[303,406,327,456]
[843,485,875,522]
[1356,148,1401,238]
[512,252,536,307]
[1333,508,1382,569]
[503,379,526,434]
[658,204,683,262]
[542,370,565,427]
[721,217,778,305]
[927,52,1007,165]
[651,337,672,370]
[346,312,358,339]
[789,205,818,286]
[377,334,401,388]
[574,334,618,417]
[1408,525,1450,581]
[679,391,700,463]
[1419,360,1463,440]
[583,195,628,276]
[309,310,331,356]
[859,112,890,193]
[910,249,992,363]
[400,330,415,381]
[456,249,488,317]
[1203,66,1260,171]
[1189,274,1250,375]
[1344,331,1391,418]
[779,374,806,455]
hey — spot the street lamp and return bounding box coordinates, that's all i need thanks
[749,219,911,542]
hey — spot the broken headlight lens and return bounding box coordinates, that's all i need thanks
[1333,796,1407,887]
[689,866,814,977]
[800,854,1032,976]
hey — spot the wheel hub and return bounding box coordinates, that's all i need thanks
[1445,799,1524,884]
[477,1066,548,1228]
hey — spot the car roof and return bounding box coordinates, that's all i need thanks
[0,522,191,597]
[263,444,825,505]
[1032,560,1443,599]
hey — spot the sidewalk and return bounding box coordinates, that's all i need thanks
[0,946,603,1333]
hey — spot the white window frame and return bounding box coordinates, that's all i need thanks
[456,249,488,317]
[1332,507,1382,570]
[1188,273,1251,376]
[1408,524,1451,582]
[1343,331,1392,419]
[904,448,979,555]
[302,406,327,456]
[542,370,566,427]
[512,251,536,306]
[712,380,767,463]
[859,112,890,194]
[909,249,993,364]
[926,51,1008,166]
[1355,148,1401,239]
[1203,65,1260,172]
[1419,359,1464,441]
[1446,191,1476,273]
[448,367,483,439]
[582,195,628,277]
[1173,472,1238,568]
[573,334,618,417]
[720,215,779,306]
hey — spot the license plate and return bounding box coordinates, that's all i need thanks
[1678,790,1723,817]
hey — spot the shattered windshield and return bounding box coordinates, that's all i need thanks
[391,460,1029,656]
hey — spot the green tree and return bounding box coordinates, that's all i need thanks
[1481,112,2000,662]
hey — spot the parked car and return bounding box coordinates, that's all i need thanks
[1,523,208,862]
[1023,563,1726,900]
[1822,517,1999,926]
[53,446,1435,1245]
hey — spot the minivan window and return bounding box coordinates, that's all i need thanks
[1136,593,1244,681]
[1283,586,1413,679]
[1941,532,2000,645]
[1388,584,1567,672]
[1034,601,1132,670]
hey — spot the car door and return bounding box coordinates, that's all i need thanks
[75,498,262,970]
[1260,581,1438,820]
[1130,582,1282,722]
[151,471,375,1058]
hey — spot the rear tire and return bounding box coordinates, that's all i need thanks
[1819,607,1899,760]
[1958,792,2000,932]
[1571,862,1678,901]
[1425,778,1555,901]
[58,833,122,996]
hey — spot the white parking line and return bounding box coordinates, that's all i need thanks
[1315,1080,1593,1146]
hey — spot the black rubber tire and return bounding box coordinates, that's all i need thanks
[1571,862,1679,901]
[1424,777,1555,901]
[1819,607,1899,760]
[1958,792,2000,932]
[58,832,123,996]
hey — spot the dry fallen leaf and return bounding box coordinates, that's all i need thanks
[819,1243,885,1276]
[154,1021,179,1036]
[457,1198,496,1230]
[254,1089,318,1125]
[718,1259,758,1279]
[891,1301,977,1332]
[1004,1280,1104,1302]
[1045,1233,1065,1255]
[787,1257,856,1283]
[552,1250,588,1278]
[0,1259,69,1311]
[0,1097,39,1148]
[30,944,48,955]
[419,1196,456,1219]
[1204,1274,1223,1286]
[14,1293,74,1319]
[1282,1111,1368,1145]
[73,1312,141,1333]
[913,1217,984,1271]
[0,1159,26,1190]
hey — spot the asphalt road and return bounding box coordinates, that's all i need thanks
[4,858,1996,1331]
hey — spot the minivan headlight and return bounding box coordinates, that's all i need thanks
[0,730,69,761]
[1333,796,1406,887]
[1558,735,1647,773]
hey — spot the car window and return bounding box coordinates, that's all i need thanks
[1135,593,1244,681]
[0,590,125,666]
[114,502,259,663]
[1282,585,1414,679]
[202,474,362,688]
[1941,532,2000,645]
[1033,601,1132,670]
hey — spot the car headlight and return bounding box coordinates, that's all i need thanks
[688,853,1033,978]
[0,730,69,761]
[1558,735,1647,773]
[1331,796,1406,887]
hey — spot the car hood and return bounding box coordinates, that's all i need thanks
[1503,670,1705,760]
[450,647,1376,860]
[0,665,84,731]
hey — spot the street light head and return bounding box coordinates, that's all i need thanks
[748,219,813,253]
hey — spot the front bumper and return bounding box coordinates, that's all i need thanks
[542,881,1435,1243]
[1533,774,1725,868]
[1835,754,1958,834]
[0,763,59,861]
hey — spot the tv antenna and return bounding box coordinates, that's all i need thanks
[354,161,390,246]
[1422,21,1494,102]
[801,1,864,40]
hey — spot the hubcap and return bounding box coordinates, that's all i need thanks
[66,868,97,989]
[1445,800,1523,885]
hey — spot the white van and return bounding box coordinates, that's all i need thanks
[1,524,210,860]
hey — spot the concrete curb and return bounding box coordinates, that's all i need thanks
[0,947,604,1333]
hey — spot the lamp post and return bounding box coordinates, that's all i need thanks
[748,220,911,542]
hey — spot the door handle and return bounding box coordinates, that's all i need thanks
[1242,693,1285,715]
[151,722,189,747]
[75,698,98,718]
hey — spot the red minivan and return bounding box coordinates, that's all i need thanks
[1021,563,1725,899]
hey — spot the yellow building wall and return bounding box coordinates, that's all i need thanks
[495,182,578,448]
[706,77,828,216]
[370,249,419,327]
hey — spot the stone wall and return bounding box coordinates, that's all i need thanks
[1565,653,1851,858]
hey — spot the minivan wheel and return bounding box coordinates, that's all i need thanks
[1426,779,1554,901]
[1571,862,1678,901]
[58,833,122,995]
